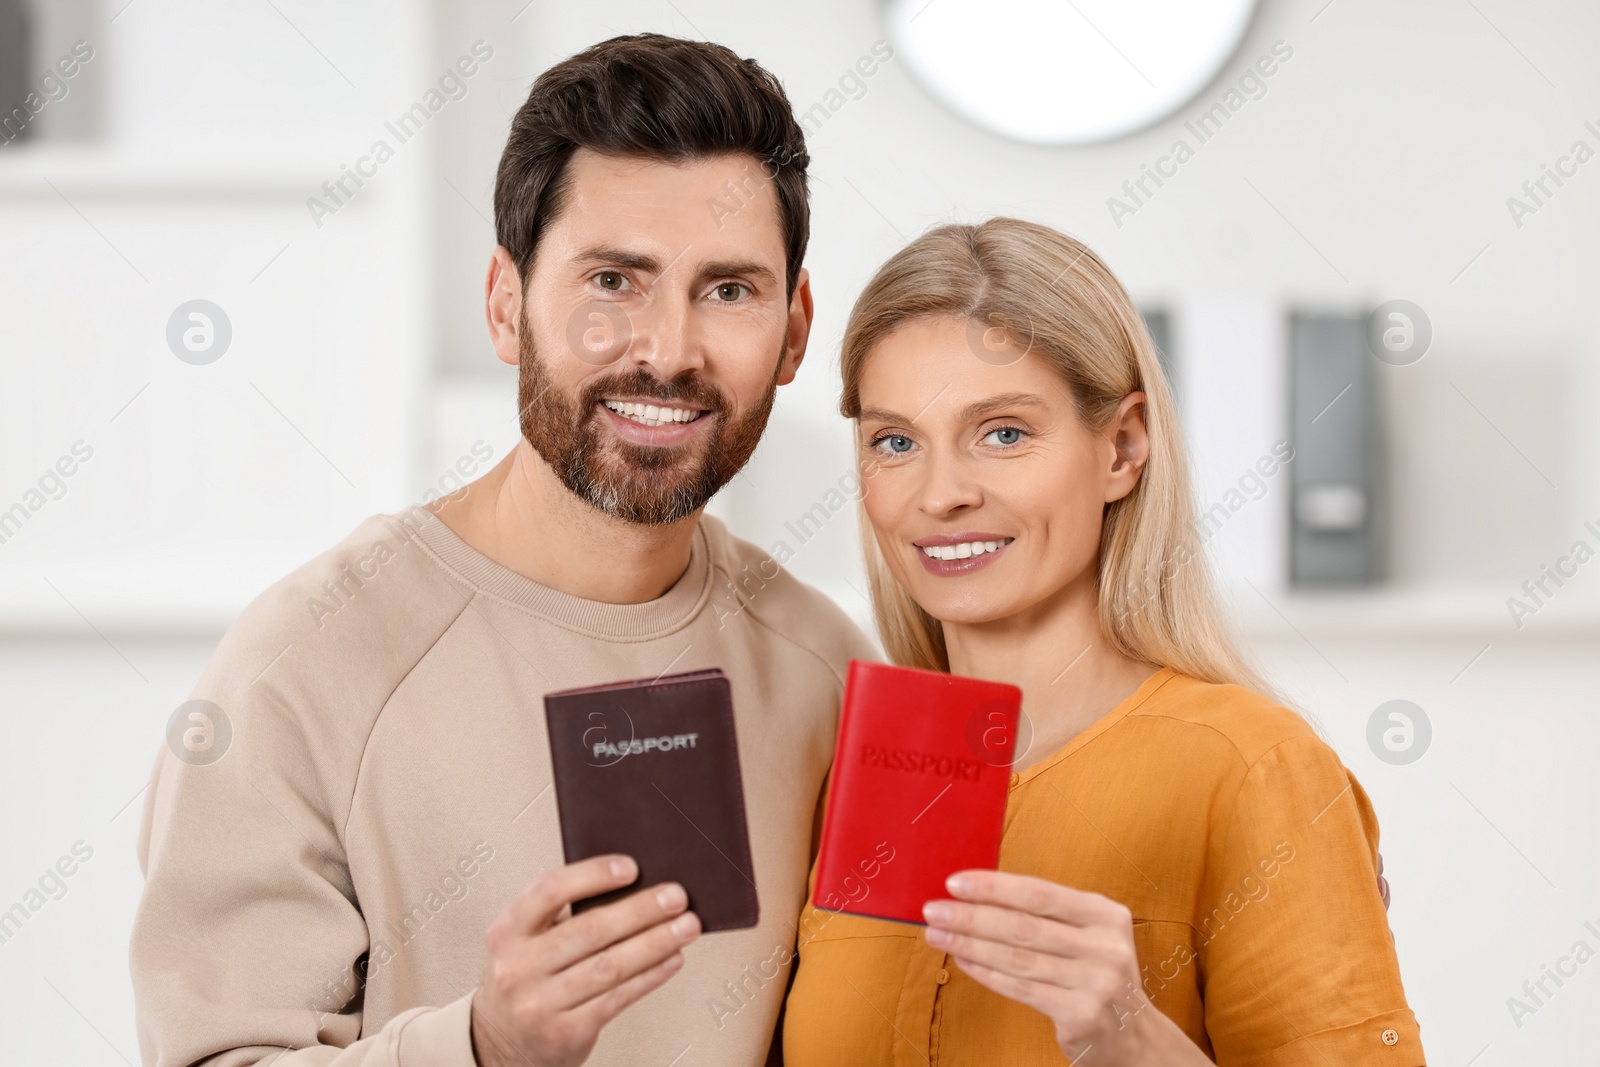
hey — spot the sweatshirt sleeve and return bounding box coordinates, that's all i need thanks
[129,656,479,1067]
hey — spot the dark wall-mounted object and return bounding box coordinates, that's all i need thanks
[1288,312,1386,585]
[1,0,105,145]
[0,0,33,145]
[1140,307,1176,399]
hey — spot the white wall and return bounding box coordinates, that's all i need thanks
[0,0,435,630]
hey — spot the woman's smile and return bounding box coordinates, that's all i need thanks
[912,532,1015,576]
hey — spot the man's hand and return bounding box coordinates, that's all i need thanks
[471,854,701,1067]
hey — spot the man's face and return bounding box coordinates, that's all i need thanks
[511,149,805,525]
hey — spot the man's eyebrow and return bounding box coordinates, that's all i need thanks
[572,245,661,273]
[699,260,778,286]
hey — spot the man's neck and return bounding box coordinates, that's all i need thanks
[427,439,701,605]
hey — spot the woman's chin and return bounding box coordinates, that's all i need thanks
[911,588,1021,630]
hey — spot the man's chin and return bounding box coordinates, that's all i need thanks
[571,451,724,523]
[597,437,712,476]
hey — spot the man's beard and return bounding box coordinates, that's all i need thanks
[516,322,781,526]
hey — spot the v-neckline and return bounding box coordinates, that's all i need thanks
[1008,666,1178,787]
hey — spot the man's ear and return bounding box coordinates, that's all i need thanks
[486,246,524,368]
[776,267,814,386]
[1105,390,1150,504]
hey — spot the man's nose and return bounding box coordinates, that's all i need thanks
[624,290,704,380]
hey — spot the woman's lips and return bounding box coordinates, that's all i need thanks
[913,534,1014,577]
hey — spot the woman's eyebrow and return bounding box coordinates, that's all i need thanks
[955,392,1050,421]
[857,392,1050,427]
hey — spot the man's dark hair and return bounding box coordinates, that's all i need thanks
[494,34,810,299]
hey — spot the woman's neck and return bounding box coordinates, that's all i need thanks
[943,573,1158,772]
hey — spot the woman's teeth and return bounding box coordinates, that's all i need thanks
[603,400,703,427]
[920,538,1012,561]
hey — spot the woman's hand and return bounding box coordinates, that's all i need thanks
[922,870,1208,1066]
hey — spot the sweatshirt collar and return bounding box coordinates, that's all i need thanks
[406,508,713,641]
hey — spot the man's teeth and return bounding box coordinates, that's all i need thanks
[603,400,703,427]
[921,539,1012,561]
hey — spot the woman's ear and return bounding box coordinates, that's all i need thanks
[1105,391,1150,503]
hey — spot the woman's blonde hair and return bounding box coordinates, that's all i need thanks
[841,217,1273,696]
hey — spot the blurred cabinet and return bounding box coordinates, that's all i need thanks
[1289,312,1385,585]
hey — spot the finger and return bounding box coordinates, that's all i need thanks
[928,925,1098,988]
[494,855,640,940]
[537,882,689,975]
[551,910,701,1009]
[945,870,1130,928]
[923,899,1121,962]
[951,955,1065,1018]
[570,948,687,1032]
[956,959,1112,1061]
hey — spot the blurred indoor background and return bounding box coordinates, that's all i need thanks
[2,0,1597,1062]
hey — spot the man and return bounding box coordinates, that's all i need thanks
[130,34,875,1067]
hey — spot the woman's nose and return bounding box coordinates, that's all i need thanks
[915,450,983,516]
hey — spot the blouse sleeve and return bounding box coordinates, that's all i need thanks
[1197,735,1426,1066]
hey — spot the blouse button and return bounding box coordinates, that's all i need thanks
[935,968,950,985]
[1381,1029,1399,1046]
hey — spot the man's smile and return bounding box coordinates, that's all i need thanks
[594,396,718,449]
[601,398,711,428]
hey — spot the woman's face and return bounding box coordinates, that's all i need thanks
[855,315,1145,628]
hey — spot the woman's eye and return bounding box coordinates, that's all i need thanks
[711,282,749,302]
[872,434,915,455]
[984,426,1025,447]
[595,271,628,292]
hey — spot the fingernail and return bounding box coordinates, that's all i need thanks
[925,926,952,947]
[611,856,635,880]
[670,913,699,938]
[656,883,687,910]
[946,873,971,895]
[923,901,951,923]
[664,952,684,972]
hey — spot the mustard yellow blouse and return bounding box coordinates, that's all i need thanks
[784,668,1424,1065]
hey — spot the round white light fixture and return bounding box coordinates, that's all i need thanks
[883,0,1260,146]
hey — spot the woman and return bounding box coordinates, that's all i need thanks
[782,219,1423,1065]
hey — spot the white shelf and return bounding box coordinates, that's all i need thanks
[0,146,346,199]
[1234,583,1600,640]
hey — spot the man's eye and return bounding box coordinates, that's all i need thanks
[984,427,1025,447]
[872,434,915,455]
[595,271,628,291]
[712,282,749,302]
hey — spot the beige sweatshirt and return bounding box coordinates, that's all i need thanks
[130,506,875,1067]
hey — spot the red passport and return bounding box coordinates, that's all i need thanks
[812,660,1022,924]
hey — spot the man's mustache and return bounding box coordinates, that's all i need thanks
[580,369,728,415]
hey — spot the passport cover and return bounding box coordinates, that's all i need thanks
[543,667,759,932]
[812,660,1021,924]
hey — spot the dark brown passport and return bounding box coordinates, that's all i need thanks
[542,668,759,932]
